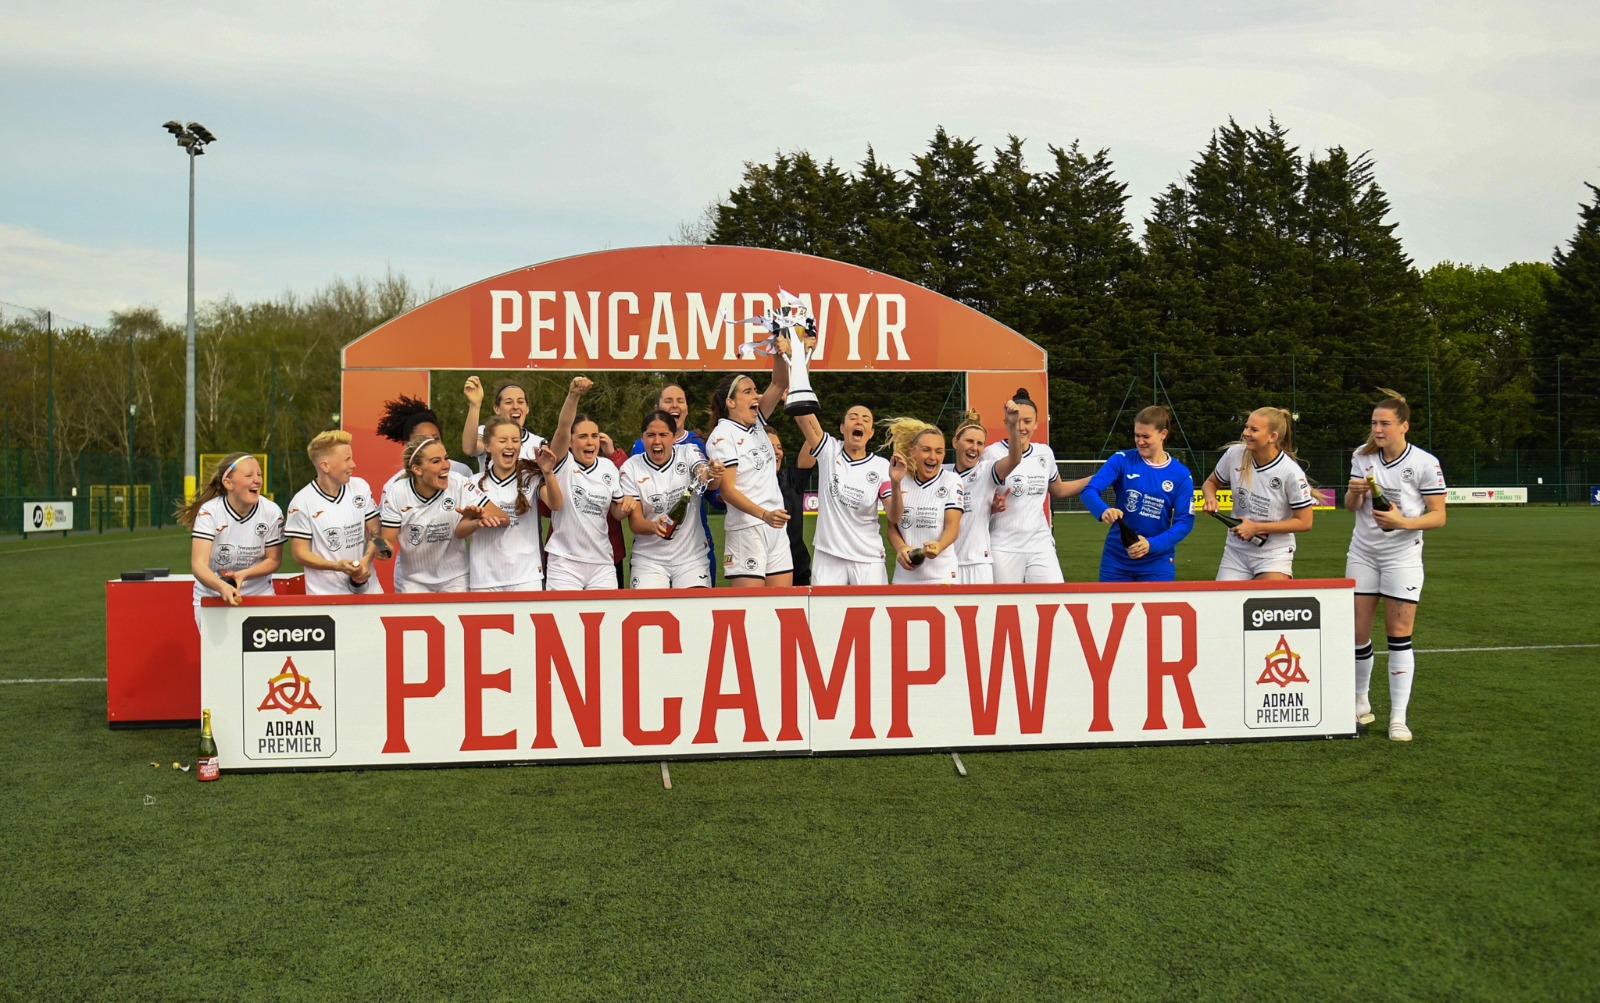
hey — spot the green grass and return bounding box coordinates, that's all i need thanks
[1,509,1597,1000]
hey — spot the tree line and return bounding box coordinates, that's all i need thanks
[2,117,1598,500]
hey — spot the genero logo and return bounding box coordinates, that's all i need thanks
[1242,597,1321,729]
[241,615,337,760]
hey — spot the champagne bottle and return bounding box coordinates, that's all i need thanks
[1117,517,1140,550]
[906,547,927,567]
[1365,473,1396,531]
[1207,509,1267,547]
[197,708,220,782]
[661,487,692,539]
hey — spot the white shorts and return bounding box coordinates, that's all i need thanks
[631,560,712,589]
[545,556,618,591]
[813,551,888,587]
[395,574,468,594]
[724,524,792,580]
[892,557,958,586]
[1216,546,1295,581]
[992,549,1064,585]
[1346,549,1424,602]
[475,580,543,593]
[957,564,995,586]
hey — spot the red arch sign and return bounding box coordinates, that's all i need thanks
[340,245,1048,478]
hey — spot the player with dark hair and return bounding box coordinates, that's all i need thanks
[1080,405,1195,582]
[620,409,717,589]
[1344,389,1447,742]
[984,389,1089,583]
[376,395,473,478]
[544,377,637,591]
[1201,407,1314,581]
[705,338,793,587]
[790,368,891,586]
[632,382,721,584]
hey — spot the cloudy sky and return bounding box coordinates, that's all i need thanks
[3,0,1596,328]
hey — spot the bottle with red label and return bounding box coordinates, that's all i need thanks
[197,708,220,782]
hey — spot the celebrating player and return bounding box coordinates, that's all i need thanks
[619,410,717,589]
[1200,407,1314,581]
[376,395,473,478]
[284,431,381,594]
[461,376,545,473]
[986,390,1089,584]
[706,339,794,587]
[1080,406,1195,582]
[883,419,964,586]
[379,435,505,593]
[1344,389,1447,742]
[631,383,721,584]
[469,415,563,592]
[947,411,1002,585]
[177,452,284,623]
[792,384,892,586]
[544,377,636,591]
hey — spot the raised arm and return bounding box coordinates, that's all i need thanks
[461,376,486,457]
[548,376,592,458]
[992,402,1026,481]
[758,332,795,421]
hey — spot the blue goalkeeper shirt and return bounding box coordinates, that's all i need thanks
[1081,450,1195,581]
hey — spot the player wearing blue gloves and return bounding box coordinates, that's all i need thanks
[1080,406,1195,582]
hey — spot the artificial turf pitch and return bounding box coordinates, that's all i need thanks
[0,508,1595,1001]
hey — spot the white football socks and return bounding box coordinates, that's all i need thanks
[1387,635,1414,726]
[1355,640,1375,707]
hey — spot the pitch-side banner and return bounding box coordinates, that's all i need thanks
[199,581,1355,771]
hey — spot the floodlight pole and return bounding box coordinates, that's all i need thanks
[164,120,214,503]
[183,142,198,504]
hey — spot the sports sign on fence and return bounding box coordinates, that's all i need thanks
[1444,487,1527,505]
[199,581,1355,771]
[23,500,73,534]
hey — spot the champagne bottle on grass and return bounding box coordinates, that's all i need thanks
[197,709,219,782]
[1207,510,1267,547]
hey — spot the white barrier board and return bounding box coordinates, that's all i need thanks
[200,580,1355,771]
[23,500,73,533]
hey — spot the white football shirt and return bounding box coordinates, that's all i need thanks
[620,444,710,568]
[284,477,383,595]
[948,457,998,568]
[988,441,1060,552]
[545,455,625,566]
[810,433,891,563]
[191,496,286,603]
[1211,443,1315,556]
[706,416,783,533]
[1349,443,1446,559]
[468,467,547,588]
[379,471,489,591]
[893,468,964,583]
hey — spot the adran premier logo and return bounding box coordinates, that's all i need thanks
[1257,635,1309,687]
[258,657,322,714]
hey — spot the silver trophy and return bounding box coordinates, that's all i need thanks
[735,288,821,417]
[781,316,821,417]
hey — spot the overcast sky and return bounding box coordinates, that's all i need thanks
[3,0,1596,328]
